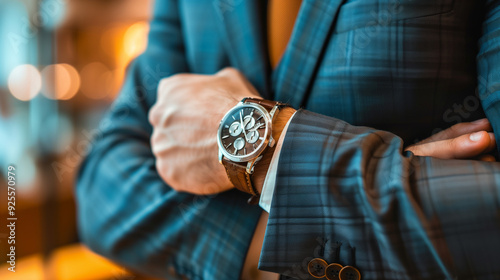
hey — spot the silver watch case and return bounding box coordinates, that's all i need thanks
[217,101,277,173]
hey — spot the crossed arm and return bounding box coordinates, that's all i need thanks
[148,68,499,279]
[77,63,500,279]
[76,0,500,279]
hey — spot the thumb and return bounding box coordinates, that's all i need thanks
[406,131,492,159]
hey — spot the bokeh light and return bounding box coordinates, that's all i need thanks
[17,153,38,188]
[0,1,156,277]
[123,21,149,59]
[41,64,81,100]
[8,64,42,101]
[80,62,112,99]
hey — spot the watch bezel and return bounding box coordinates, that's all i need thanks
[217,102,272,163]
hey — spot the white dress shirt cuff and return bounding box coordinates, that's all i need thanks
[259,112,296,213]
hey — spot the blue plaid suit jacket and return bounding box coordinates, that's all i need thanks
[76,0,500,279]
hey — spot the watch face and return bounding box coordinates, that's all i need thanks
[218,103,271,162]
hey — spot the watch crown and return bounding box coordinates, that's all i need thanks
[269,136,275,148]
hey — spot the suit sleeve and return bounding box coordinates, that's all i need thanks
[75,1,261,279]
[259,2,500,279]
[478,0,500,153]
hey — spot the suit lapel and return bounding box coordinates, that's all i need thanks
[273,0,345,107]
[213,0,271,98]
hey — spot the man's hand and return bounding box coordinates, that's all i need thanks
[405,118,496,161]
[149,68,260,195]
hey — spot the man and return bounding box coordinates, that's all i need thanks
[76,0,500,279]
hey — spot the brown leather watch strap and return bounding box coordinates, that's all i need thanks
[221,98,288,204]
[222,158,259,196]
[244,97,278,111]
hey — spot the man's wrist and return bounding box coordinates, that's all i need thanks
[252,107,296,194]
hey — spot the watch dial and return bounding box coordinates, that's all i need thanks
[220,105,267,157]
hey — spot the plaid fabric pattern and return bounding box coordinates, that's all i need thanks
[274,0,487,143]
[261,110,500,279]
[76,0,500,279]
[262,1,500,278]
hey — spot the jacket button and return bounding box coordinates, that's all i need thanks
[307,258,327,278]
[339,266,361,280]
[325,263,343,280]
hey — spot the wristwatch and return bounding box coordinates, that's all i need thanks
[217,97,288,203]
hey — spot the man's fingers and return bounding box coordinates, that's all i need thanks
[406,130,492,159]
[418,118,492,144]
[486,132,497,153]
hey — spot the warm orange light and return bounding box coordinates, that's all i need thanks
[0,254,43,280]
[123,21,149,59]
[8,64,42,101]
[41,64,81,100]
[0,244,134,280]
[49,244,133,280]
[80,62,112,100]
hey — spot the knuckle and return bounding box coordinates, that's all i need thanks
[170,73,189,80]
[218,67,237,74]
[158,78,170,93]
[158,165,173,187]
[158,74,188,96]
[448,137,460,150]
[150,131,160,152]
[148,106,158,125]
[217,67,242,79]
[157,161,175,185]
[168,174,182,191]
[155,159,165,175]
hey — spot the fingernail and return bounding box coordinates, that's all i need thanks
[470,131,484,142]
[472,118,487,124]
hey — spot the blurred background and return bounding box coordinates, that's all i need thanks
[0,0,160,279]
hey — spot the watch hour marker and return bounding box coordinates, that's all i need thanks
[224,124,229,128]
[225,143,232,149]
[222,135,229,139]
[244,147,246,154]
[232,115,235,120]
[257,115,263,121]
[253,143,257,149]
[259,137,264,140]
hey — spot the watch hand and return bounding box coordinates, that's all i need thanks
[240,111,248,141]
[243,115,251,128]
[248,131,258,141]
[248,123,264,132]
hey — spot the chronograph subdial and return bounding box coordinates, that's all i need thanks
[229,121,243,136]
[243,115,255,130]
[246,130,259,144]
[233,137,246,154]
[218,104,270,159]
[217,98,285,198]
